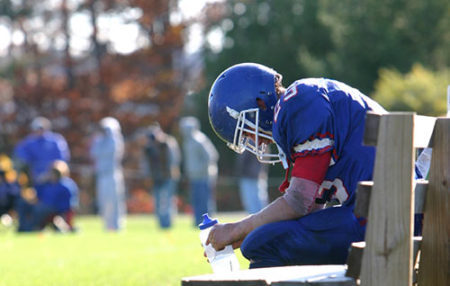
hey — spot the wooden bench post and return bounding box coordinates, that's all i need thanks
[418,118,450,286]
[360,113,415,286]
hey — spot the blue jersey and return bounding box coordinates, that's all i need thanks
[14,131,70,181]
[35,180,73,214]
[272,78,386,207]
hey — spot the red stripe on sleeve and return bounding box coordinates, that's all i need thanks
[291,151,331,184]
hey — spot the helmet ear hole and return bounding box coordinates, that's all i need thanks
[256,98,267,111]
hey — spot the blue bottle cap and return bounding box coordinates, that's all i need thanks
[198,213,218,230]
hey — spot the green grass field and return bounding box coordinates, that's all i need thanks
[0,213,250,286]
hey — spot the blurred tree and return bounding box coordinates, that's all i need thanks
[0,0,188,213]
[199,0,450,99]
[372,65,449,116]
[62,0,75,89]
[327,0,450,93]
[0,0,32,57]
[202,0,334,85]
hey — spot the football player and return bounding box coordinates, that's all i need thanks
[206,63,387,267]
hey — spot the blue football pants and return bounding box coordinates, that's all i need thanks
[240,206,365,268]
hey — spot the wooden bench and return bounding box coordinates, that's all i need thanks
[182,265,354,286]
[181,113,449,286]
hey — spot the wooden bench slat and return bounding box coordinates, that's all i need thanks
[182,265,354,286]
[354,180,428,219]
[363,112,436,148]
[345,242,366,280]
[363,112,381,146]
[353,181,373,218]
[345,238,422,282]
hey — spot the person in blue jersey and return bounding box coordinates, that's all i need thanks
[13,116,70,185]
[206,63,387,268]
[16,160,78,232]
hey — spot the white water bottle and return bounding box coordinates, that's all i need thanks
[199,213,240,273]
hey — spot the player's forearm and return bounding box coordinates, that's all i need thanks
[216,177,321,248]
[234,177,323,239]
[234,196,300,238]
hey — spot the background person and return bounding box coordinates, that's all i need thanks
[16,160,77,232]
[0,168,21,221]
[235,151,269,214]
[179,116,219,226]
[90,117,126,231]
[50,160,79,231]
[13,116,70,185]
[141,123,181,229]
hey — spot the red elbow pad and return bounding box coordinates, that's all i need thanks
[291,151,331,184]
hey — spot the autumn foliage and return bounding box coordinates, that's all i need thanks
[0,0,189,213]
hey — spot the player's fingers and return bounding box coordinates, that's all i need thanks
[206,230,214,245]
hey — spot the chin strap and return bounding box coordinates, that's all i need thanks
[278,161,291,193]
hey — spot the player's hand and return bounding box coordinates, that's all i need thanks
[203,239,242,260]
[206,222,243,251]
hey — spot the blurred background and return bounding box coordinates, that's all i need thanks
[0,0,449,215]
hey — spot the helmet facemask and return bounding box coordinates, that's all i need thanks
[226,107,283,165]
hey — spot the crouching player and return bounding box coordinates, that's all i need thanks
[206,63,387,268]
[17,160,78,232]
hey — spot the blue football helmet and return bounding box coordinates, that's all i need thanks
[208,63,287,165]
